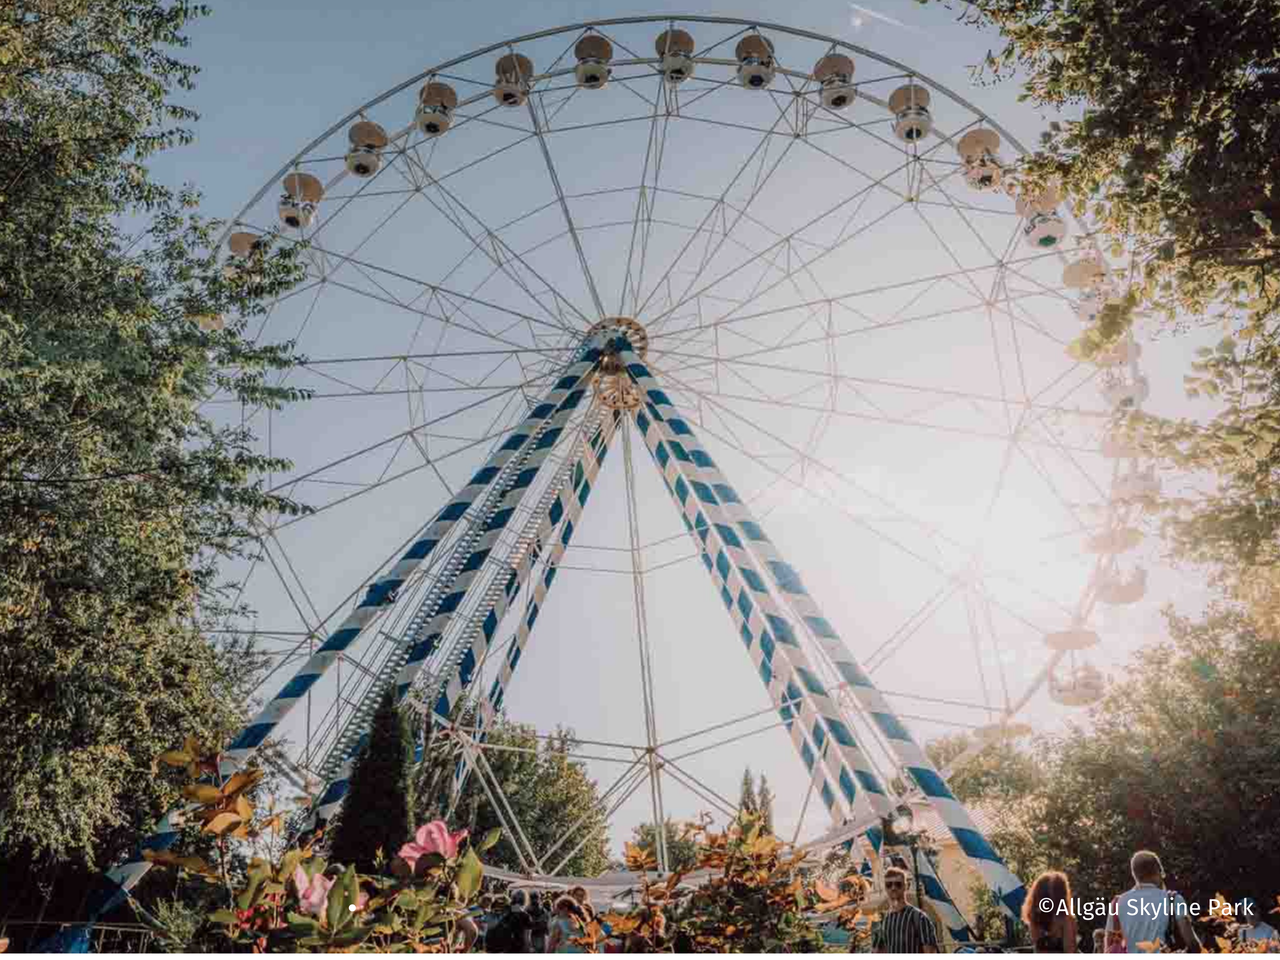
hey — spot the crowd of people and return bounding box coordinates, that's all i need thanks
[461,884,666,953]
[872,849,1278,954]
[451,848,1275,953]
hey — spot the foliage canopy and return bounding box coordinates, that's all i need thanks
[929,0,1280,607]
[413,714,611,877]
[0,0,306,925]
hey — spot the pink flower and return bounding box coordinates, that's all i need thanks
[292,864,335,918]
[397,820,469,867]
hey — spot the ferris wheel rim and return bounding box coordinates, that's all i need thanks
[213,13,1035,253]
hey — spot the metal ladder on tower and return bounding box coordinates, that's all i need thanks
[309,410,568,787]
[412,404,605,719]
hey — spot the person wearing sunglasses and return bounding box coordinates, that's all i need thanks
[870,866,939,953]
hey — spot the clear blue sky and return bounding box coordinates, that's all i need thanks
[156,1,1213,861]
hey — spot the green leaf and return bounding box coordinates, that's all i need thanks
[209,909,238,924]
[278,849,303,884]
[414,899,432,929]
[479,827,502,852]
[328,865,356,932]
[235,869,266,910]
[330,927,374,949]
[455,847,483,900]
[287,912,322,936]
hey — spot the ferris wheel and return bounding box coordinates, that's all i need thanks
[105,15,1163,936]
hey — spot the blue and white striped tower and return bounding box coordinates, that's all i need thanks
[618,341,1025,921]
[632,395,974,938]
[303,392,612,830]
[85,337,608,918]
[448,411,620,798]
[630,392,899,823]
[620,355,975,939]
[433,409,620,721]
[631,404,853,824]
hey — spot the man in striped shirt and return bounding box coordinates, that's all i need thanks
[869,866,939,953]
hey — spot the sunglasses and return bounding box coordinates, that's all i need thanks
[886,881,906,889]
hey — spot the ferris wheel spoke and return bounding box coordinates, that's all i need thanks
[259,537,320,636]
[664,71,740,115]
[909,187,1020,436]
[619,76,669,317]
[634,107,793,321]
[1025,417,1111,504]
[525,89,608,318]
[273,360,556,404]
[228,282,327,422]
[1007,436,1096,535]
[655,149,916,335]
[649,226,991,345]
[992,267,1036,414]
[864,583,960,674]
[608,71,662,110]
[942,416,1106,629]
[650,357,1072,625]
[413,173,592,332]
[1000,258,1077,315]
[917,161,1005,264]
[651,346,1111,423]
[653,362,967,581]
[260,236,576,352]
[984,279,1068,350]
[261,385,526,502]
[960,587,997,715]
[916,196,1021,219]
[911,203,994,308]
[303,358,401,398]
[648,112,963,334]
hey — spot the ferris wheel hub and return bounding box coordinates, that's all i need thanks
[586,316,648,410]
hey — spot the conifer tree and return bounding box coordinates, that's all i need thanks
[739,767,758,816]
[757,773,776,836]
[326,688,414,873]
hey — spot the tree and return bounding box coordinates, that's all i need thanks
[738,767,776,835]
[413,715,611,877]
[0,0,305,935]
[923,0,1280,609]
[657,815,834,952]
[631,818,701,874]
[738,767,758,818]
[326,689,414,874]
[1003,605,1280,935]
[915,732,1046,808]
[756,773,775,837]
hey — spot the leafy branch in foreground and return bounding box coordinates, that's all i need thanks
[148,741,498,953]
[605,814,873,953]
